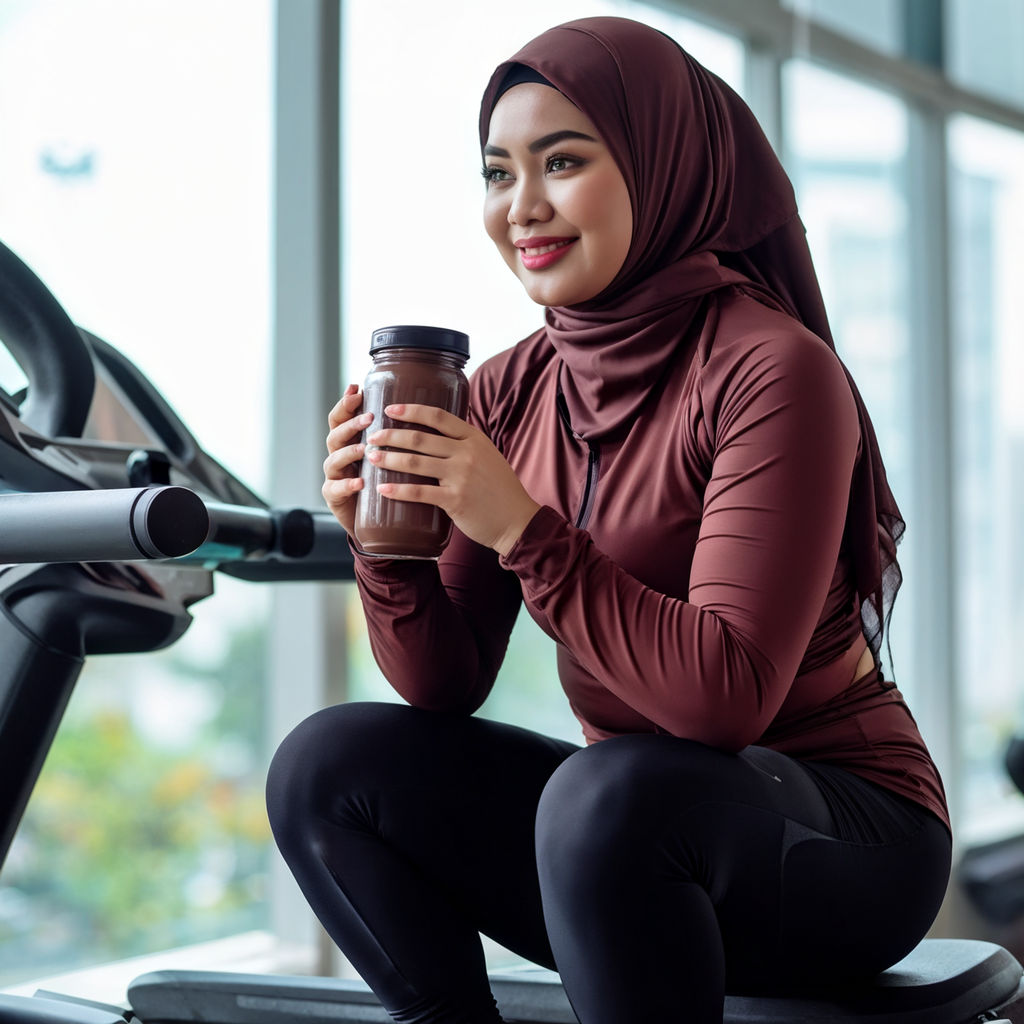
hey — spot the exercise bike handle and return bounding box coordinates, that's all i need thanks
[0,487,209,562]
[0,486,354,577]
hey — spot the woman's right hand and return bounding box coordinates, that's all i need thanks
[322,384,373,534]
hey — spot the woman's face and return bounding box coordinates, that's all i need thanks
[483,83,633,308]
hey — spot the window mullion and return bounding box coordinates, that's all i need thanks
[268,0,344,969]
[904,103,959,830]
[903,0,945,69]
[744,44,784,155]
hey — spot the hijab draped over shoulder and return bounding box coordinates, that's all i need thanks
[479,16,905,676]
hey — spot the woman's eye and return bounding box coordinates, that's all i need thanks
[546,154,580,174]
[481,165,512,185]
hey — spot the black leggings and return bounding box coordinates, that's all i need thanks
[266,702,951,1024]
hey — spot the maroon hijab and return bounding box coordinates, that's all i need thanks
[479,16,904,674]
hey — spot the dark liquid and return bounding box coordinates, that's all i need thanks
[353,349,468,558]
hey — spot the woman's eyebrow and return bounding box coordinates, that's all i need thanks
[528,129,597,152]
[483,129,598,158]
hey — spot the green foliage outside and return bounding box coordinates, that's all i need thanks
[0,619,271,986]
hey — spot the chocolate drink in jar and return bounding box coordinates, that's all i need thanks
[353,325,470,558]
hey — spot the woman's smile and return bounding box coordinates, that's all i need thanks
[483,83,633,308]
[516,236,578,269]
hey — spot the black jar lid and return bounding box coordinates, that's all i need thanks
[370,325,469,357]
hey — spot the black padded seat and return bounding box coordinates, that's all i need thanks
[488,939,1024,1024]
[126,939,1024,1024]
[722,939,1022,1023]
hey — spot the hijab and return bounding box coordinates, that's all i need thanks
[479,16,904,676]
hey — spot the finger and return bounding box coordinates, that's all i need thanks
[384,403,468,437]
[327,411,373,453]
[322,476,364,506]
[365,447,443,478]
[365,447,441,478]
[376,480,445,506]
[328,385,358,426]
[366,427,453,456]
[328,385,363,429]
[324,442,366,477]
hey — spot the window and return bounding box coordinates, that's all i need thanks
[0,346,26,397]
[781,0,903,55]
[946,0,1024,108]
[0,0,272,985]
[782,60,917,699]
[949,115,1024,842]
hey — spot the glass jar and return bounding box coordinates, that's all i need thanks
[353,325,470,558]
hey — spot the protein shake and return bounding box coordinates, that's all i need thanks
[353,325,470,558]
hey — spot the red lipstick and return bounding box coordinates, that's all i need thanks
[515,236,577,270]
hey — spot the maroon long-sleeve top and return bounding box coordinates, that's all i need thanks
[353,288,949,831]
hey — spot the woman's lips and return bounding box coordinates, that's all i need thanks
[516,237,577,270]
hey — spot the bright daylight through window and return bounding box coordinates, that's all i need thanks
[0,0,272,985]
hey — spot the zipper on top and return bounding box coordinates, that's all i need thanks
[575,444,601,529]
[556,389,601,530]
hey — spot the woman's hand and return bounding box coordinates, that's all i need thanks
[365,403,540,557]
[322,384,372,534]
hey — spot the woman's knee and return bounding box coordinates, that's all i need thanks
[536,737,753,888]
[265,701,414,841]
[535,735,718,874]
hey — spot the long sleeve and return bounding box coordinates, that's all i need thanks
[499,328,860,752]
[353,529,523,714]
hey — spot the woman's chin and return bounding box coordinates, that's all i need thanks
[519,277,595,309]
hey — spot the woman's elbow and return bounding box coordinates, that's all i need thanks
[395,678,491,716]
[659,688,780,753]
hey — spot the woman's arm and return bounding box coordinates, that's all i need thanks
[353,526,523,715]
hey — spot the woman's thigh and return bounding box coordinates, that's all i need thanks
[267,700,581,963]
[535,735,951,989]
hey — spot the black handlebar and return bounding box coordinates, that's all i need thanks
[0,240,95,439]
[0,486,355,577]
[0,487,210,563]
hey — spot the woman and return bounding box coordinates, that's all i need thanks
[267,17,951,1024]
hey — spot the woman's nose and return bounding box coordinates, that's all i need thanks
[507,180,553,226]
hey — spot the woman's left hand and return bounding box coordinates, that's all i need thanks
[365,403,540,557]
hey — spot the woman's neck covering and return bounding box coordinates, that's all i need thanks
[479,16,905,676]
